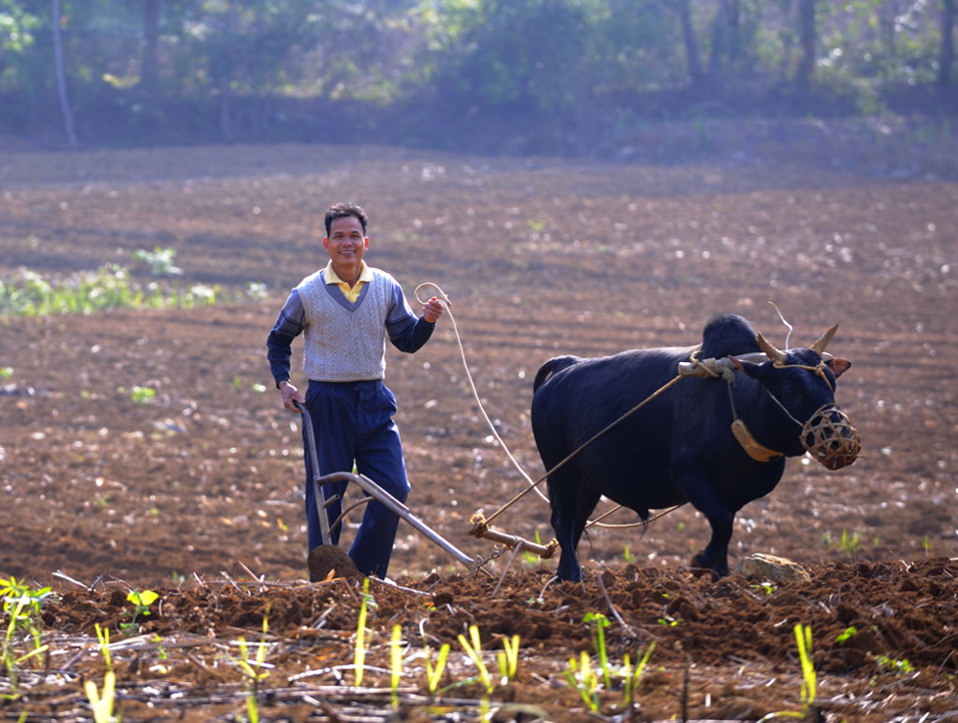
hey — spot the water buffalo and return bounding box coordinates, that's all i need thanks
[530,314,860,582]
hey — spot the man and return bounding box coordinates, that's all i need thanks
[266,202,443,579]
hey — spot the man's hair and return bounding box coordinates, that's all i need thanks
[325,202,368,237]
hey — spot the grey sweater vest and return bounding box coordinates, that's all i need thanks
[296,268,390,381]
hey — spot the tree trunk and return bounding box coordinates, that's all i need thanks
[940,0,955,90]
[795,0,816,99]
[218,1,237,143]
[51,0,78,147]
[676,0,704,91]
[708,0,740,84]
[141,0,160,96]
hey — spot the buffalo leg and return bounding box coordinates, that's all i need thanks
[548,469,599,582]
[677,476,734,577]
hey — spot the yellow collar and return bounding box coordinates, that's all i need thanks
[325,261,372,302]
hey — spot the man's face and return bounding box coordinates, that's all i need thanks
[323,214,368,266]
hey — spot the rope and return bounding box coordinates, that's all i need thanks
[415,281,691,536]
[414,283,541,495]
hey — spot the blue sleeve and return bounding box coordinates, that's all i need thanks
[266,290,306,386]
[385,280,435,353]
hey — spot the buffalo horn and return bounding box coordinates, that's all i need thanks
[810,323,839,354]
[756,333,787,362]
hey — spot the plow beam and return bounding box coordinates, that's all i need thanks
[468,513,558,559]
[316,472,480,572]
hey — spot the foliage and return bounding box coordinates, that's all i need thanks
[0,0,953,144]
[0,263,260,318]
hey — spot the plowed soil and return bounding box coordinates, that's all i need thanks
[1,123,957,721]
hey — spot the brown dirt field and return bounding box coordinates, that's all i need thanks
[1,129,957,721]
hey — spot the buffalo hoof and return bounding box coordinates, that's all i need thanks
[690,553,728,579]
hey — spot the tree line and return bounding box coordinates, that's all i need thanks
[1,0,955,150]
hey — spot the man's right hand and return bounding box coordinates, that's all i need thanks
[279,380,305,412]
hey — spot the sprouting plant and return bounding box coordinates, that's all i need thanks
[0,367,13,379]
[522,530,545,566]
[751,581,777,595]
[876,655,914,674]
[84,623,117,723]
[457,624,493,694]
[496,634,521,686]
[94,623,113,671]
[234,616,271,723]
[838,529,863,556]
[129,385,156,405]
[621,641,656,708]
[756,623,817,722]
[824,529,863,557]
[835,626,858,644]
[583,612,612,690]
[563,650,600,713]
[795,623,816,712]
[1,577,52,681]
[622,545,636,563]
[390,624,403,706]
[120,589,158,634]
[84,670,117,723]
[354,577,372,687]
[424,642,450,694]
[134,247,182,276]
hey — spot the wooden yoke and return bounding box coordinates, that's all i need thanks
[468,513,559,559]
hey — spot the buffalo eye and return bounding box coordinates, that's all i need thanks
[780,382,802,404]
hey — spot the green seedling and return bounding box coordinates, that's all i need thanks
[0,367,13,379]
[354,578,372,687]
[424,642,451,694]
[835,626,858,644]
[1,577,51,682]
[134,247,182,276]
[758,623,818,722]
[876,655,914,674]
[234,616,271,723]
[621,641,656,707]
[522,530,546,566]
[94,623,113,671]
[390,625,403,706]
[457,624,493,694]
[120,589,159,634]
[622,545,636,563]
[129,386,156,405]
[563,650,600,713]
[795,623,816,712]
[583,612,612,690]
[497,634,520,685]
[84,670,117,723]
[84,623,117,723]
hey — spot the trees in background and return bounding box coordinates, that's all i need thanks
[0,0,954,146]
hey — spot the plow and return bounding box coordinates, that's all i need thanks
[299,405,557,582]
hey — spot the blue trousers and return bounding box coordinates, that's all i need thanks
[302,380,410,579]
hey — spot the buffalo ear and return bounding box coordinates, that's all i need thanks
[827,358,852,378]
[733,356,764,380]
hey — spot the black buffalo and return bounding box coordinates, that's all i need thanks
[530,314,859,582]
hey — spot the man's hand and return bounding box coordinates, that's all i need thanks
[422,296,444,323]
[279,380,306,412]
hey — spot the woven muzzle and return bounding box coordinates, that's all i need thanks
[800,404,861,470]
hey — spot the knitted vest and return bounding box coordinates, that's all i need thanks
[296,268,391,381]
